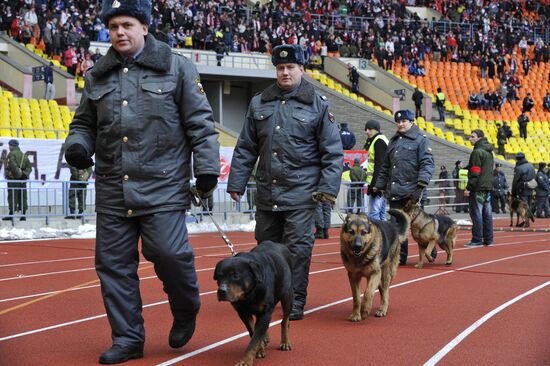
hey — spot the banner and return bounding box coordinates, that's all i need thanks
[0,138,235,187]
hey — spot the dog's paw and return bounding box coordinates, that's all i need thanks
[348,313,362,322]
[280,343,292,351]
[414,263,424,269]
[374,309,387,317]
[235,361,252,366]
[262,334,270,346]
[426,255,435,263]
[255,347,266,359]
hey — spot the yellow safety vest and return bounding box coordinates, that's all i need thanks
[458,168,468,190]
[366,134,389,185]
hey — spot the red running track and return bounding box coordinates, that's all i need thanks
[1,219,549,365]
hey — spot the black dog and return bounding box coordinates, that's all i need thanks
[214,241,293,366]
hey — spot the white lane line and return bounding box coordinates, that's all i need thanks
[0,256,95,268]
[424,280,550,366]
[155,249,550,366]
[1,250,548,343]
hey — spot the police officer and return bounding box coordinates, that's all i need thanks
[373,109,435,265]
[491,163,508,214]
[535,162,550,218]
[227,44,344,321]
[66,164,93,219]
[3,139,32,221]
[512,152,536,210]
[64,1,220,363]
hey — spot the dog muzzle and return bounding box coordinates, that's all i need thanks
[217,284,229,301]
[353,236,363,256]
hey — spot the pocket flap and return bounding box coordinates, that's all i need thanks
[141,82,177,94]
[88,84,116,101]
[253,110,274,121]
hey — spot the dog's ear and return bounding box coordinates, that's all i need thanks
[247,260,264,286]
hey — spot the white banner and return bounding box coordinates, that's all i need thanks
[0,138,234,187]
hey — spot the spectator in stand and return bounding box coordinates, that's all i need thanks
[522,92,535,113]
[80,53,94,76]
[517,111,530,139]
[412,87,424,118]
[64,44,77,75]
[468,92,480,109]
[544,92,550,112]
[522,57,531,77]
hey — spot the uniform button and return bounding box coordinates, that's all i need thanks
[260,115,264,119]
[122,100,128,106]
[273,205,278,209]
[123,174,129,181]
[393,165,396,168]
[273,152,277,156]
[276,125,280,130]
[123,67,129,73]
[122,136,128,142]
[157,89,162,93]
[272,179,277,184]
[127,209,133,216]
[281,100,286,104]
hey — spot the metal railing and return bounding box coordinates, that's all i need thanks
[0,179,477,226]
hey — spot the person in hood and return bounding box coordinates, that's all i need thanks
[339,122,356,150]
[465,129,494,247]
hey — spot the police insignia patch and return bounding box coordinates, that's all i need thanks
[112,0,120,8]
[280,50,288,58]
[328,112,335,122]
[197,82,205,94]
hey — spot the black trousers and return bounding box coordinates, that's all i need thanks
[96,211,200,348]
[255,208,315,307]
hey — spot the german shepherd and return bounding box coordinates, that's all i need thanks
[214,242,293,365]
[340,209,410,322]
[403,198,458,268]
[507,192,535,228]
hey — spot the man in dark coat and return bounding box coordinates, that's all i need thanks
[65,164,93,218]
[412,87,424,118]
[491,163,508,214]
[374,109,435,264]
[3,139,32,221]
[227,44,344,321]
[517,112,529,139]
[512,152,536,210]
[465,129,494,247]
[496,122,508,156]
[535,162,550,218]
[339,122,356,150]
[64,1,220,363]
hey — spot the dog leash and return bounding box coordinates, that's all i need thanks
[190,187,237,256]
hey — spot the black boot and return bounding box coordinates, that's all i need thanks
[289,302,304,321]
[323,228,329,239]
[169,314,197,348]
[98,344,143,364]
[64,211,75,219]
[2,212,13,221]
[314,227,324,239]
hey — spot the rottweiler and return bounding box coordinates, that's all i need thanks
[214,241,293,366]
[403,198,458,268]
[507,192,535,227]
[340,209,410,322]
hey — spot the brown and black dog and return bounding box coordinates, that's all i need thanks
[340,209,409,322]
[214,241,292,366]
[403,198,458,268]
[507,192,535,227]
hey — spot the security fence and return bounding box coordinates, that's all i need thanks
[0,179,471,225]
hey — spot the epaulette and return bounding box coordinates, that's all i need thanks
[320,95,328,101]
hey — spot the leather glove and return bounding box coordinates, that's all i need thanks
[412,183,427,201]
[312,192,337,205]
[65,144,94,169]
[195,174,218,198]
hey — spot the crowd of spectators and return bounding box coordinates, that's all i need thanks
[0,0,548,83]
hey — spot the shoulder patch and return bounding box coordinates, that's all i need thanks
[196,79,205,94]
[320,95,327,100]
[328,112,335,123]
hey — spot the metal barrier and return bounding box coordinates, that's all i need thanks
[0,179,471,225]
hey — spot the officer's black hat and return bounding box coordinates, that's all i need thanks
[101,0,151,25]
[271,45,305,66]
[539,162,547,170]
[455,160,461,166]
[515,152,525,160]
[394,109,415,122]
[8,139,19,147]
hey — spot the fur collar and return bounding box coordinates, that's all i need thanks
[91,34,172,77]
[261,79,315,104]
